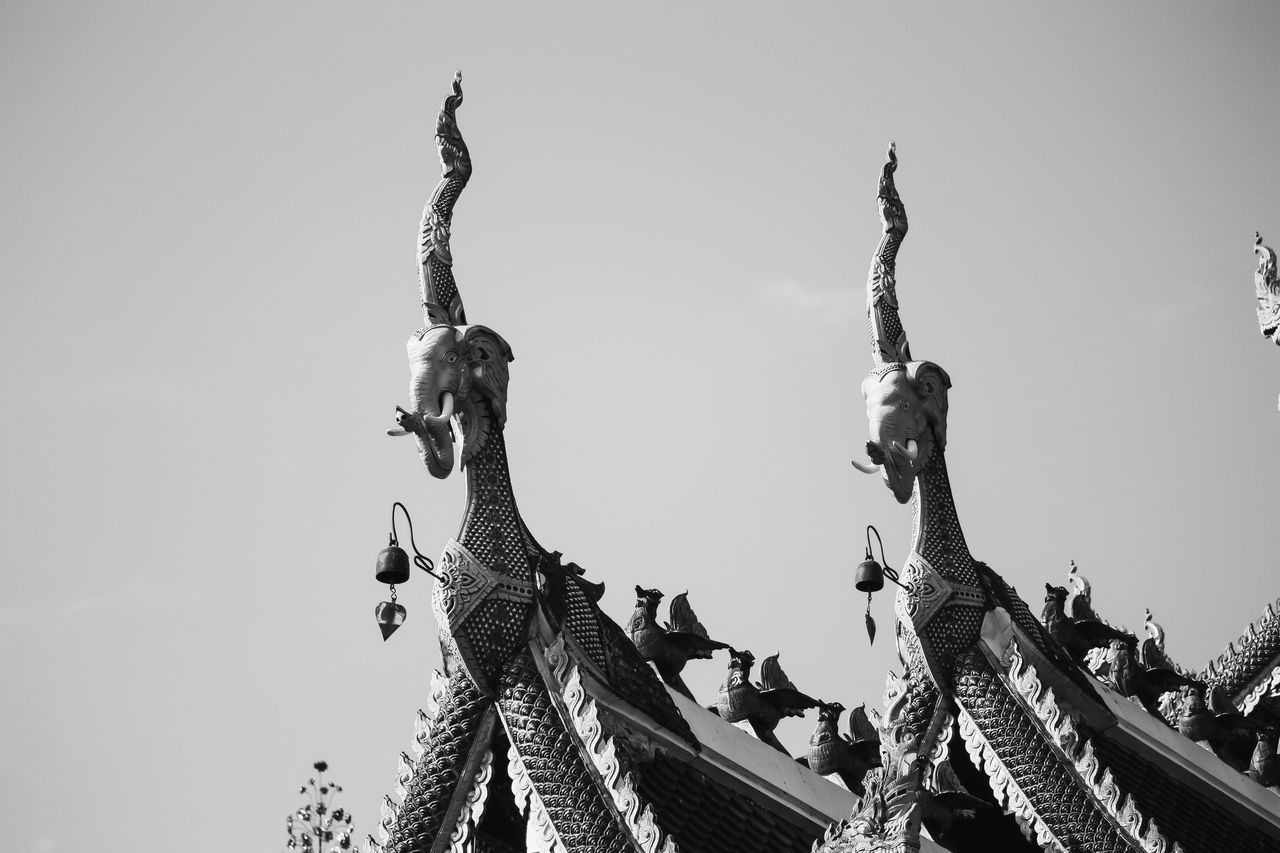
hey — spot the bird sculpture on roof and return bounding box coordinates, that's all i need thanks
[1041,583,1134,664]
[626,587,730,701]
[1249,728,1279,791]
[716,649,818,754]
[1177,682,1265,768]
[801,701,882,795]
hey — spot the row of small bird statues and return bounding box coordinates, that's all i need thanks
[1040,577,1277,791]
[624,586,883,793]
[624,579,1278,797]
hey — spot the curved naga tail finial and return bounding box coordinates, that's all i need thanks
[867,142,912,366]
[1255,232,1280,345]
[419,71,472,328]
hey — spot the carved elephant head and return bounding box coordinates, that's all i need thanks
[855,361,951,504]
[390,324,513,478]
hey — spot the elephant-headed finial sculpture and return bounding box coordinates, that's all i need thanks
[823,147,1166,853]
[389,72,513,483]
[850,143,952,508]
[377,75,696,853]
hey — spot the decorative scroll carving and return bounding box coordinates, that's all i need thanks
[432,540,534,635]
[378,795,400,845]
[956,706,1064,851]
[506,736,566,853]
[1000,643,1181,853]
[395,751,414,800]
[1239,665,1280,717]
[544,636,679,853]
[893,554,984,634]
[447,748,494,853]
[867,142,911,365]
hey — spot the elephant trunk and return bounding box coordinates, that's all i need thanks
[413,390,458,479]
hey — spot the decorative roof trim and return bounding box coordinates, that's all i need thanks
[504,727,567,853]
[1238,662,1280,717]
[447,748,494,853]
[542,634,679,853]
[955,705,1065,852]
[999,641,1181,853]
[1202,596,1280,700]
[377,794,398,846]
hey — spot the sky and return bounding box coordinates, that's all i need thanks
[3,2,1280,851]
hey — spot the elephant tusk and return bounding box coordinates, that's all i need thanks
[420,391,456,424]
[851,458,883,474]
[890,440,919,462]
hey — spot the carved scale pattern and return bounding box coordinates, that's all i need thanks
[496,648,632,853]
[952,648,1132,852]
[561,579,606,668]
[454,430,536,683]
[446,748,494,853]
[544,638,678,853]
[383,670,489,853]
[1202,596,1280,710]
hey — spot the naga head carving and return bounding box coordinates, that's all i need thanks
[859,361,951,504]
[389,73,516,478]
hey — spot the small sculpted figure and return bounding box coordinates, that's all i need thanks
[1100,637,1199,718]
[716,649,818,754]
[1041,584,1133,664]
[1249,728,1279,791]
[803,701,882,794]
[1176,683,1262,767]
[626,586,729,701]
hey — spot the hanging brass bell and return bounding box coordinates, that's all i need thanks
[375,544,411,585]
[855,557,885,593]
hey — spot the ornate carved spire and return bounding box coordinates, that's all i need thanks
[419,71,472,328]
[867,143,912,366]
[1257,233,1280,337]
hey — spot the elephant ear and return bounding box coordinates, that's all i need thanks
[457,325,514,466]
[905,361,951,451]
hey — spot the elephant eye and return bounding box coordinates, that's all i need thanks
[445,352,459,363]
[901,401,910,409]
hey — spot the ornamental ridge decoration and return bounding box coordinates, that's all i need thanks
[505,731,567,853]
[955,707,1064,852]
[1002,642,1182,853]
[1239,665,1280,717]
[543,635,679,853]
[1202,595,1280,709]
[893,554,984,634]
[431,539,534,639]
[447,748,494,853]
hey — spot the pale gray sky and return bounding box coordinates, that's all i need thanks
[3,3,1279,851]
